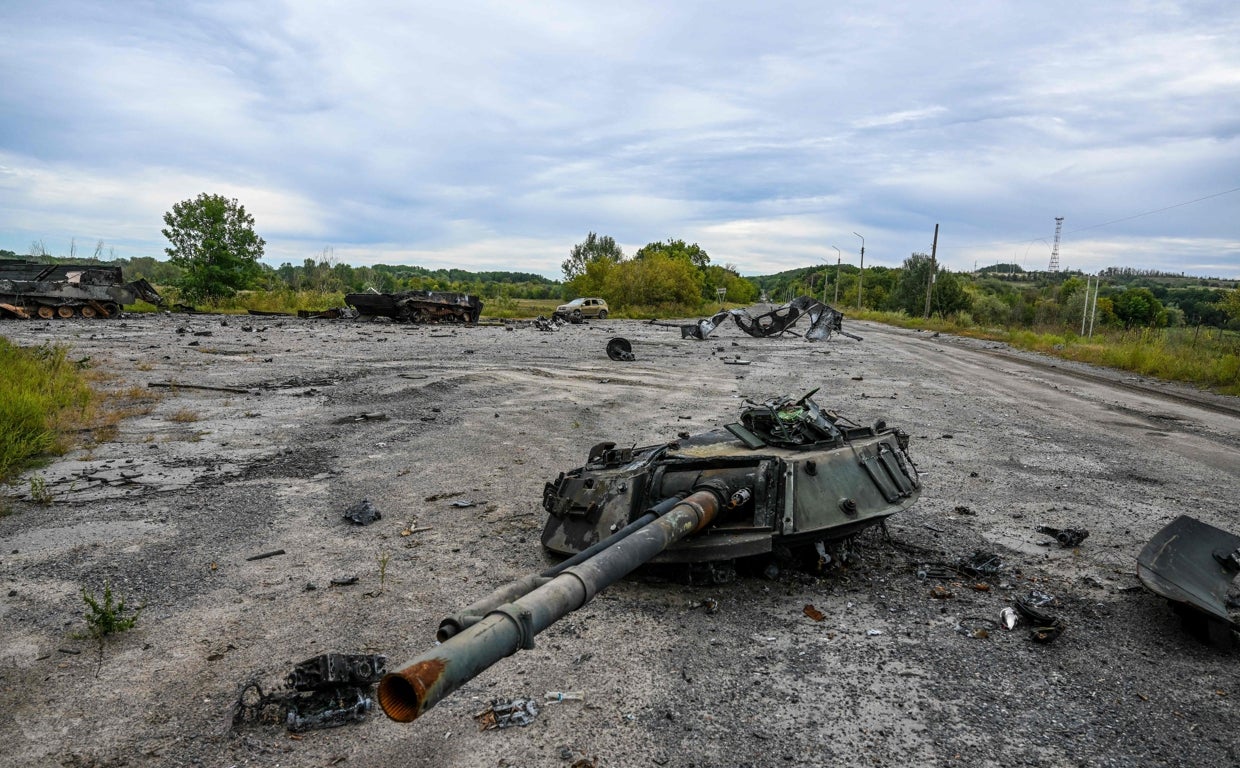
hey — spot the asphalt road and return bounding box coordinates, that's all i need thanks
[1,313,1237,768]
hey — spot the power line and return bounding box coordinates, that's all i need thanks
[1064,186,1240,235]
[956,185,1240,252]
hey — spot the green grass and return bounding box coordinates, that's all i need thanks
[851,309,1240,396]
[0,339,97,484]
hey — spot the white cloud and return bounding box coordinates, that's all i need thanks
[0,1,1237,277]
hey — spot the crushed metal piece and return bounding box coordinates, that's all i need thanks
[474,698,540,730]
[1000,607,1019,630]
[232,654,386,732]
[1037,525,1090,548]
[955,551,1004,577]
[675,296,858,342]
[1137,514,1240,647]
[803,604,826,621]
[449,499,477,508]
[343,498,382,525]
[1015,594,1066,644]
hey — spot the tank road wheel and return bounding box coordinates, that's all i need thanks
[37,305,55,319]
[57,306,76,319]
[80,305,98,319]
[102,303,120,317]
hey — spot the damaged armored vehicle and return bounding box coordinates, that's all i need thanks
[377,390,919,723]
[0,261,163,319]
[345,290,483,324]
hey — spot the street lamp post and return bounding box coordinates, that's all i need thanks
[830,246,841,305]
[853,232,865,310]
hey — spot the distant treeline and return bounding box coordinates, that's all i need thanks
[5,245,1238,329]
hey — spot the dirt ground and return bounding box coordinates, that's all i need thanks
[1,310,1238,768]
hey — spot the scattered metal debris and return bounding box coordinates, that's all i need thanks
[346,290,483,324]
[668,296,860,342]
[148,381,250,394]
[473,698,540,730]
[956,617,999,639]
[449,499,477,508]
[343,498,382,525]
[1037,525,1090,548]
[245,549,286,562]
[330,576,359,586]
[1014,594,1066,644]
[1000,606,1019,630]
[954,551,1005,577]
[231,653,387,732]
[335,412,389,424]
[606,337,636,361]
[1137,514,1240,647]
[543,691,584,703]
[803,604,826,621]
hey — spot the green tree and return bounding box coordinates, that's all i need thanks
[562,232,623,280]
[1223,288,1240,323]
[161,193,266,302]
[889,254,971,316]
[634,239,710,269]
[1111,287,1165,328]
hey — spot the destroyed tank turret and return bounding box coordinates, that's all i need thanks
[0,261,163,319]
[377,390,919,723]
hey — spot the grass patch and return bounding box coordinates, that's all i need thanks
[167,408,200,423]
[0,339,98,484]
[852,310,1240,396]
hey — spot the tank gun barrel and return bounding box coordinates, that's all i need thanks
[377,489,723,723]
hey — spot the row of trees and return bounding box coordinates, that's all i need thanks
[561,233,757,311]
[10,192,1240,329]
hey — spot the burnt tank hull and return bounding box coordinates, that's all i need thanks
[345,290,483,323]
[0,261,162,319]
[542,397,920,563]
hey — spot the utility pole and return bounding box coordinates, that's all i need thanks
[830,245,841,304]
[1080,275,1092,335]
[923,223,939,319]
[1088,279,1099,338]
[853,232,865,310]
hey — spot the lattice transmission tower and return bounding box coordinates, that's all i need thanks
[1048,216,1064,271]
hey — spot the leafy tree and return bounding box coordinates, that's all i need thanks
[162,193,266,302]
[1111,287,1165,328]
[634,239,710,269]
[1222,288,1240,323]
[889,254,971,316]
[562,232,623,280]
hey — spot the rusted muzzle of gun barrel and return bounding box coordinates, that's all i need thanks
[377,489,722,722]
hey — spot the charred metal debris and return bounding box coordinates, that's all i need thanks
[231,653,387,732]
[345,290,483,324]
[1137,514,1240,647]
[660,295,861,342]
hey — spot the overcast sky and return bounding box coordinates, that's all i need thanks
[2,1,1238,279]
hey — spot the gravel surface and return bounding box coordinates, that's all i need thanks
[1,312,1238,768]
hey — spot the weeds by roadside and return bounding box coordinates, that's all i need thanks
[0,339,96,484]
[80,582,143,677]
[853,309,1240,396]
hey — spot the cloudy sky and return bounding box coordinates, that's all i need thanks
[2,1,1238,279]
